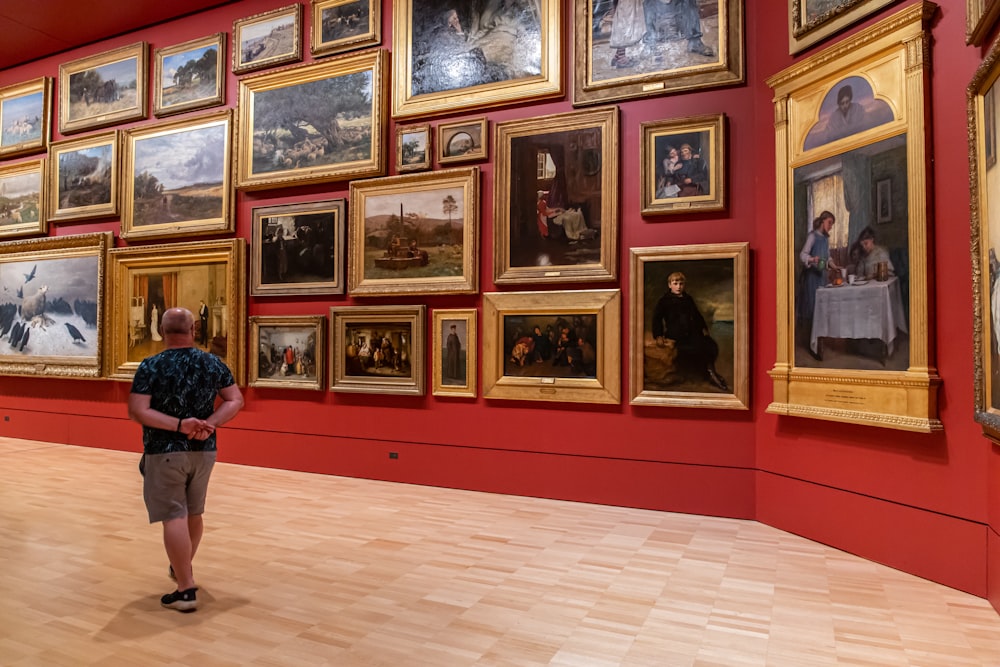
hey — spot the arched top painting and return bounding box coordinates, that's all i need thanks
[802,76,895,151]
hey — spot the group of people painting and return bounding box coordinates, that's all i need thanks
[599,0,714,69]
[260,341,314,378]
[656,142,709,199]
[508,318,598,377]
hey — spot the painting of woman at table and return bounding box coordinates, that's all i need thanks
[792,133,909,371]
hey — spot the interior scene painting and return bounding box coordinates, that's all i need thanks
[256,325,318,383]
[0,169,41,230]
[1,91,44,149]
[66,58,138,124]
[361,187,465,280]
[641,258,734,393]
[408,0,544,96]
[508,127,604,269]
[250,69,373,176]
[439,317,468,386]
[125,262,228,364]
[343,322,414,378]
[0,256,99,358]
[502,313,599,379]
[131,123,227,227]
[793,132,909,371]
[588,0,721,82]
[258,209,337,287]
[802,75,895,151]
[652,128,712,201]
[982,80,1000,408]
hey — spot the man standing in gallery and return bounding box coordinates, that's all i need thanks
[128,307,244,612]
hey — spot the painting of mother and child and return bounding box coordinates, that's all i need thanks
[793,77,909,371]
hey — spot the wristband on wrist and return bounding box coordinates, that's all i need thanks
[176,417,183,433]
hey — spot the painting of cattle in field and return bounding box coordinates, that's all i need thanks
[0,77,50,158]
[154,34,226,117]
[0,160,45,239]
[122,111,233,241]
[58,43,147,134]
[311,0,380,57]
[236,50,387,190]
[233,4,302,74]
[48,132,119,223]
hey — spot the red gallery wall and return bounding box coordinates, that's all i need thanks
[0,0,996,612]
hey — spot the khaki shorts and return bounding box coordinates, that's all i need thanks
[142,451,217,523]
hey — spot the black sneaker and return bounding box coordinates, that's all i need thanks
[161,587,198,612]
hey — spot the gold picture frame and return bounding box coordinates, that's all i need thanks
[0,77,51,158]
[437,117,487,165]
[789,0,898,53]
[0,231,112,379]
[968,32,1000,441]
[968,0,1000,45]
[640,114,726,216]
[432,308,476,398]
[493,107,618,285]
[329,304,426,395]
[0,159,47,239]
[58,42,148,135]
[153,33,226,118]
[106,238,246,385]
[629,243,749,410]
[349,166,479,297]
[311,0,381,57]
[236,49,388,191]
[766,2,940,432]
[251,198,346,297]
[391,0,562,118]
[232,4,303,75]
[482,289,621,405]
[47,131,120,223]
[573,0,744,106]
[249,315,326,391]
[121,110,233,241]
[395,122,431,173]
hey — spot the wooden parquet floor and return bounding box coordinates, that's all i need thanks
[1,436,999,666]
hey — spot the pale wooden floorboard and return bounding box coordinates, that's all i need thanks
[0,436,998,666]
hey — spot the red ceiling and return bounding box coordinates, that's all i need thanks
[0,1,235,71]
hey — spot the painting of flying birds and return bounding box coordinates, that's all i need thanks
[0,256,100,360]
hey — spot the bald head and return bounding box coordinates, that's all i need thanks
[161,308,195,337]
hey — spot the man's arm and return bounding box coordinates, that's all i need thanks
[128,392,211,439]
[206,384,244,429]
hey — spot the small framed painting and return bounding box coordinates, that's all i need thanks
[249,315,326,391]
[437,117,487,165]
[0,77,51,158]
[153,33,226,118]
[0,159,47,239]
[311,0,381,57]
[329,304,426,395]
[641,114,726,216]
[47,131,120,223]
[395,122,431,173]
[232,4,303,74]
[432,308,476,398]
[58,42,148,135]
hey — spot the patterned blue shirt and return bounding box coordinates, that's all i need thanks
[131,347,236,455]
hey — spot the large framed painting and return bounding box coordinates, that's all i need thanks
[789,0,898,53]
[349,166,479,297]
[968,0,1000,45]
[121,110,233,241]
[251,198,346,296]
[0,231,112,379]
[0,159,46,239]
[391,0,562,118]
[58,42,148,135]
[573,0,744,106]
[236,49,388,190]
[482,289,620,405]
[47,131,120,223]
[494,107,618,285]
[249,315,326,391]
[432,308,476,398]
[106,238,246,384]
[0,77,51,158]
[640,113,726,216]
[629,243,748,410]
[329,304,425,395]
[968,34,1000,442]
[232,4,303,75]
[311,0,381,57]
[766,3,939,432]
[153,33,226,118]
